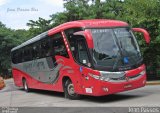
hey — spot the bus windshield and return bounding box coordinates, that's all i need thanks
[90,28,142,71]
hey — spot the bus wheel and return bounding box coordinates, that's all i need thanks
[64,79,80,100]
[23,79,29,92]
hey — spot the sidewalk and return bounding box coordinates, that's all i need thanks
[146,80,160,85]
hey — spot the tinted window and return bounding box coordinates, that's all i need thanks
[24,47,32,61]
[64,28,83,39]
[11,50,22,64]
[19,49,23,62]
[52,33,69,58]
[64,28,83,52]
[41,38,52,57]
[64,28,83,59]
[11,51,17,64]
[32,43,40,59]
[11,33,69,64]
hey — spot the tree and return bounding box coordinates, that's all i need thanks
[1,0,160,79]
[0,24,17,76]
[118,0,160,79]
[27,17,53,37]
[0,21,29,77]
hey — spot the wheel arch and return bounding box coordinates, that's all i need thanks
[62,76,71,89]
[22,77,26,82]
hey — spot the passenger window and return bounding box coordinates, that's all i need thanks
[32,44,40,59]
[24,47,31,61]
[52,33,69,58]
[18,50,22,63]
[64,28,83,39]
[41,38,51,57]
[12,51,18,64]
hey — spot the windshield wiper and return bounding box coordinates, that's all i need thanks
[112,50,121,71]
[112,29,123,71]
[119,40,141,67]
[101,56,113,61]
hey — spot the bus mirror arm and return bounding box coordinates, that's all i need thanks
[132,28,150,44]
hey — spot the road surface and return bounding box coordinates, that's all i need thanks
[0,79,160,107]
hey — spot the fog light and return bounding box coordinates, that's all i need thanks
[102,87,109,92]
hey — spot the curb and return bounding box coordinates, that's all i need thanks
[0,84,6,90]
[146,81,160,85]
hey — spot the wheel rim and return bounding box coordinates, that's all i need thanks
[67,84,75,96]
[24,81,27,90]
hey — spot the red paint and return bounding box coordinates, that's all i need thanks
[12,19,150,97]
[132,28,150,44]
[48,19,128,36]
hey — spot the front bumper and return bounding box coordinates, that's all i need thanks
[81,73,146,96]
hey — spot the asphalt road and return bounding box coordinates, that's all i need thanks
[0,79,160,108]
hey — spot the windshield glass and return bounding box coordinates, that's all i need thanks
[90,28,142,71]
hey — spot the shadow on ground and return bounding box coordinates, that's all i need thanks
[19,88,64,98]
[19,88,145,103]
[81,94,143,103]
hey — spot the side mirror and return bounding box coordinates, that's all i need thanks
[132,28,150,44]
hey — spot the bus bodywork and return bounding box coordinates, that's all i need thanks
[11,19,150,99]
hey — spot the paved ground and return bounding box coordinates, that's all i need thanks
[0,79,160,107]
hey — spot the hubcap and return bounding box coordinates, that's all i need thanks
[67,84,75,96]
[24,81,27,90]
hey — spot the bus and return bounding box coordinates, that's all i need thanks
[11,19,150,99]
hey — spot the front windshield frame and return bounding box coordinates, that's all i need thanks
[88,27,143,71]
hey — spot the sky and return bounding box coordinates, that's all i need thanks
[0,0,64,29]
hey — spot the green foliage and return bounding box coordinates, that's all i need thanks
[26,17,53,37]
[0,22,30,76]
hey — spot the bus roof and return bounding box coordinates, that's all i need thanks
[11,19,128,52]
[11,31,48,52]
[48,19,128,35]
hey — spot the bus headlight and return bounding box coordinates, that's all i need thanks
[89,73,110,81]
[139,69,146,76]
[88,73,100,80]
[99,76,110,81]
[89,71,125,81]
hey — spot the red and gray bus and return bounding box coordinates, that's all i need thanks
[11,19,150,99]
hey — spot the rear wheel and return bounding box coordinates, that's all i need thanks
[23,79,29,92]
[64,79,80,100]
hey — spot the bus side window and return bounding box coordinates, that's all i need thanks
[24,47,31,62]
[52,33,69,58]
[12,51,18,64]
[17,50,22,63]
[19,50,23,63]
[41,38,51,58]
[32,44,40,59]
[64,28,84,62]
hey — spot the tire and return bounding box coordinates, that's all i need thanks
[64,79,80,100]
[23,79,29,92]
